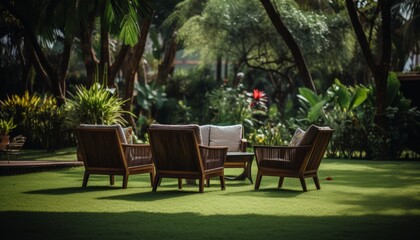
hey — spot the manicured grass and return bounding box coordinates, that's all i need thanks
[0,147,78,161]
[1,159,420,239]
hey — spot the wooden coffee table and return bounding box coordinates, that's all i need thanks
[225,152,254,183]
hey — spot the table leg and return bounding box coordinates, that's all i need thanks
[225,156,253,183]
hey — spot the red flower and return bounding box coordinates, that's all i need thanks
[253,89,264,100]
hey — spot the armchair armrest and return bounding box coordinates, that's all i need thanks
[122,143,153,166]
[240,139,248,152]
[199,145,228,170]
[253,145,311,169]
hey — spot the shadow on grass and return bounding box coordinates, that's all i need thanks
[18,149,76,160]
[0,211,419,240]
[24,186,125,195]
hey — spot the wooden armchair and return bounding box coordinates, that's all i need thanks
[2,135,26,162]
[253,125,333,192]
[148,124,228,193]
[75,125,155,189]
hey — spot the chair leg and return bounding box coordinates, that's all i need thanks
[220,175,225,190]
[110,175,115,185]
[206,178,210,188]
[313,175,321,190]
[152,175,160,192]
[178,178,183,189]
[278,177,285,188]
[198,178,204,193]
[122,174,129,189]
[255,171,262,190]
[149,171,155,187]
[82,172,89,187]
[299,177,307,192]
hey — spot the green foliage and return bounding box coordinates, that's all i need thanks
[0,91,69,150]
[0,91,40,135]
[134,81,168,139]
[296,74,420,160]
[162,66,220,124]
[64,83,131,129]
[135,81,168,114]
[248,122,288,146]
[205,84,254,127]
[0,118,16,136]
[381,72,420,158]
[31,95,65,151]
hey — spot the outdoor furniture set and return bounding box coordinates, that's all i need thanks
[75,123,333,193]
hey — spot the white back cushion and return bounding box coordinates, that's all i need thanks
[289,128,305,146]
[209,124,242,152]
[199,125,211,146]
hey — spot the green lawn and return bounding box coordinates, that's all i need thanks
[1,156,420,239]
[0,147,78,161]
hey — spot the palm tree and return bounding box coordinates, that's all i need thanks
[0,0,153,110]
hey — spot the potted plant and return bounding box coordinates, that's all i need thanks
[0,118,17,150]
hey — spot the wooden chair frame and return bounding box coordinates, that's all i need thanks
[148,126,228,193]
[2,135,26,163]
[253,127,333,192]
[76,126,155,189]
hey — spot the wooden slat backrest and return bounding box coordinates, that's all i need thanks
[303,128,334,172]
[76,127,127,170]
[7,135,26,150]
[148,127,203,173]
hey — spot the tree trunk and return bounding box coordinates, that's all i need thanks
[157,32,177,85]
[345,0,392,159]
[1,0,69,105]
[100,17,111,87]
[122,15,153,129]
[259,0,316,93]
[216,56,222,83]
[109,45,130,85]
[79,6,99,88]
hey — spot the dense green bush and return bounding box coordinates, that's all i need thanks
[248,122,289,146]
[0,91,68,150]
[296,73,420,160]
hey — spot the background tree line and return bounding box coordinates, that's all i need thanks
[0,0,419,159]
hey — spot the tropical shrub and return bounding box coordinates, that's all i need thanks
[0,91,68,150]
[0,91,40,139]
[296,73,420,160]
[134,81,168,139]
[32,95,65,151]
[205,84,254,126]
[205,84,268,130]
[248,122,289,146]
[370,72,420,159]
[297,78,369,158]
[64,83,132,129]
[0,118,16,136]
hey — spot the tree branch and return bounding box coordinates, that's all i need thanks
[259,0,316,93]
